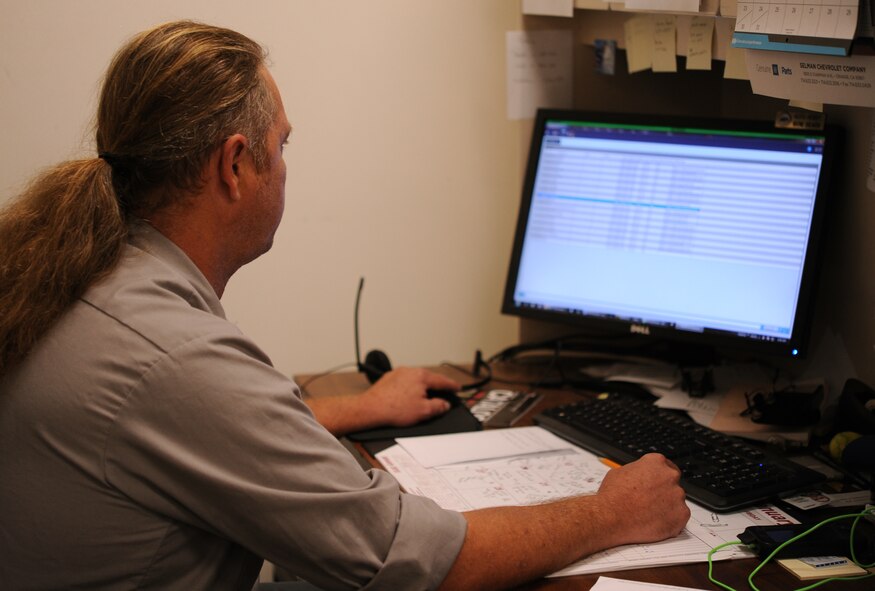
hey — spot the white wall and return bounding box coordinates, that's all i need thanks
[0,1,523,377]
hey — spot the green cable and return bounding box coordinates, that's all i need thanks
[708,508,875,591]
[850,509,875,569]
[708,540,743,591]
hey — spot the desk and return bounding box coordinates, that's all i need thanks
[296,362,872,591]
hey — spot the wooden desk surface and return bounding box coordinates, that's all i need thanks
[296,363,873,591]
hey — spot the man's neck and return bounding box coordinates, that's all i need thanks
[144,212,238,299]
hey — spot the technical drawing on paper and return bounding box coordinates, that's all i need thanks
[436,449,610,509]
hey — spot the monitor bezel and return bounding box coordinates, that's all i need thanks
[501,108,837,360]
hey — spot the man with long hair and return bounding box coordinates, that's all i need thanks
[0,21,689,590]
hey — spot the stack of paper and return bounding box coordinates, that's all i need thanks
[376,427,808,577]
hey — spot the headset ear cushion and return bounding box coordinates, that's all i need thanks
[363,349,392,383]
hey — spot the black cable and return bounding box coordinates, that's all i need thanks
[353,277,365,373]
[488,334,597,363]
[488,332,654,362]
[490,332,728,368]
[440,350,494,392]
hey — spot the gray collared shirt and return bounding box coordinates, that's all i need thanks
[0,222,465,590]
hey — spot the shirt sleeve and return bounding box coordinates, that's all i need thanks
[102,331,466,591]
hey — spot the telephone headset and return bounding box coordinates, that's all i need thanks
[354,277,491,391]
[354,278,393,383]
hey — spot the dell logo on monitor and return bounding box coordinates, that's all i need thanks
[630,324,650,336]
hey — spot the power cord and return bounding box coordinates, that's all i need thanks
[707,508,875,591]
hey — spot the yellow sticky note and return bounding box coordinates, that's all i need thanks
[652,15,677,73]
[624,15,654,74]
[723,44,748,80]
[687,16,714,71]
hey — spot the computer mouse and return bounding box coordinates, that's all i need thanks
[427,389,462,407]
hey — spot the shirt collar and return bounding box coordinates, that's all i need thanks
[127,220,227,320]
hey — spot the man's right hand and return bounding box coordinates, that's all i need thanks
[596,453,690,546]
[439,452,691,591]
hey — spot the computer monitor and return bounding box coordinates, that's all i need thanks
[502,109,837,361]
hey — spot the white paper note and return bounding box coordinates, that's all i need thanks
[625,0,701,11]
[506,30,573,119]
[523,0,575,16]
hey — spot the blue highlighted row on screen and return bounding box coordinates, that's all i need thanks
[537,192,701,212]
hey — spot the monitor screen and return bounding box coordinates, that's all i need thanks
[502,109,836,359]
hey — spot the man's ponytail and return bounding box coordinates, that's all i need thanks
[0,158,126,373]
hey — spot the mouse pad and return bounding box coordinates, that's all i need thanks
[345,404,481,446]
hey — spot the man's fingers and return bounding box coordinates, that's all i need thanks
[423,372,461,392]
[429,398,452,416]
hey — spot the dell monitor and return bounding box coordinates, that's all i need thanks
[502,109,836,361]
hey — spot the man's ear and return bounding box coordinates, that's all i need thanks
[218,134,249,201]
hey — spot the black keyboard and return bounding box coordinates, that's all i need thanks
[534,393,825,512]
